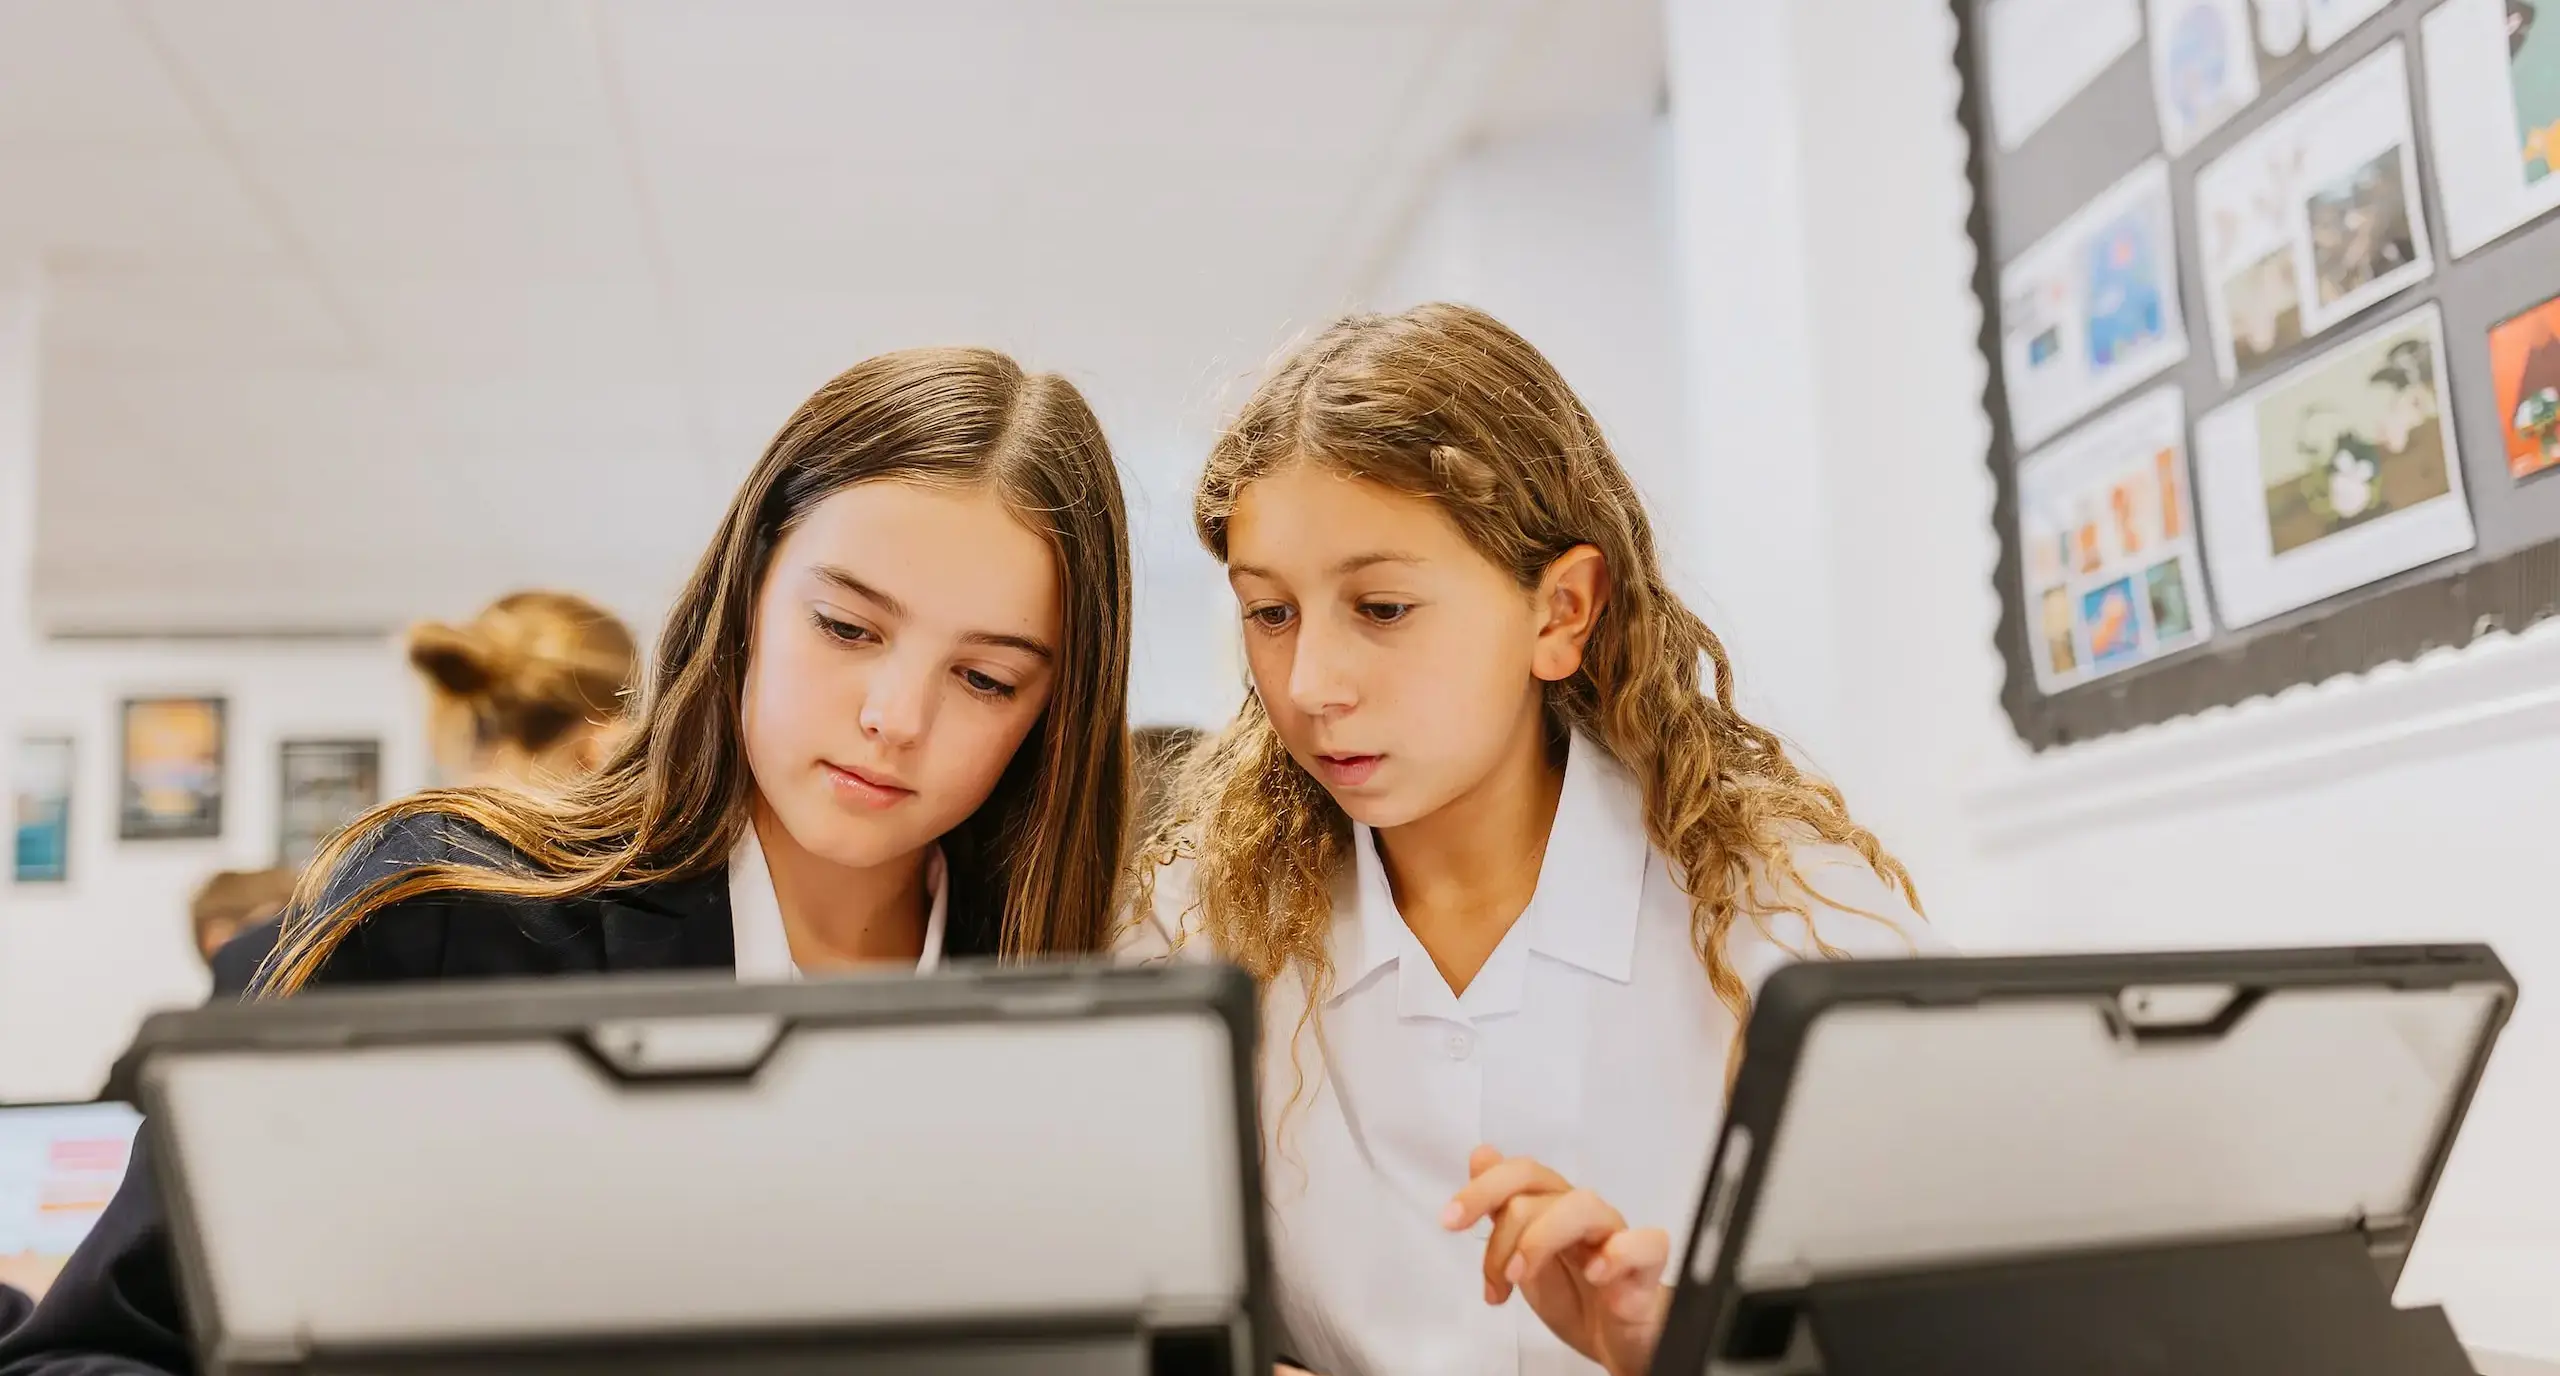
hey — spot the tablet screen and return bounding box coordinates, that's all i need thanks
[0,1102,142,1302]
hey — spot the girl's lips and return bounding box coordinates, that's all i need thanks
[824,761,915,809]
[1313,753,1382,787]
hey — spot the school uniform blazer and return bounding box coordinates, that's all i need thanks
[0,811,1000,1376]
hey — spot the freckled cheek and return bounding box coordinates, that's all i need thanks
[1235,635,1288,704]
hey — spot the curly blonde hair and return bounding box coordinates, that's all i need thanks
[1137,303,1918,1032]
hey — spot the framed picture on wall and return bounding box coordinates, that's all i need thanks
[276,738,382,870]
[12,735,74,884]
[118,697,225,842]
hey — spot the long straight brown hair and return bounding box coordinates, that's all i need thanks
[265,348,1133,993]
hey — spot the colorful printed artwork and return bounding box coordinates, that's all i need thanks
[2489,290,2560,478]
[2017,387,2216,692]
[11,737,72,884]
[118,698,224,842]
[2002,161,2192,448]
[2194,305,2480,629]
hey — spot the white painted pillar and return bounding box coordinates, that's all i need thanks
[1660,0,1852,778]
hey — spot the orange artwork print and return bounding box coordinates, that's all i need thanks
[2156,447,2184,538]
[2490,294,2560,479]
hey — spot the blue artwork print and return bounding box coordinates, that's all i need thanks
[2167,3,2234,127]
[2083,208,2169,369]
[2080,577,2146,666]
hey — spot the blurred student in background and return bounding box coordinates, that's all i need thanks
[188,868,297,998]
[1130,303,1939,1376]
[409,590,641,796]
[0,347,1134,1375]
[184,595,640,1002]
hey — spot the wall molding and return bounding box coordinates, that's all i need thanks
[1964,622,2560,852]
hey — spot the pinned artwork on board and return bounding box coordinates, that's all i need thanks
[2195,43,2434,382]
[118,697,225,842]
[2488,290,2560,479]
[2195,305,2477,627]
[2147,0,2315,156]
[276,739,382,870]
[2000,159,2192,450]
[2423,0,2560,257]
[12,736,73,884]
[2017,387,2216,692]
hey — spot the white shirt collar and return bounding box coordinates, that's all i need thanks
[728,824,948,981]
[1334,732,1650,1009]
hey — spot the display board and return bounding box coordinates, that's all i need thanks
[1959,0,2560,747]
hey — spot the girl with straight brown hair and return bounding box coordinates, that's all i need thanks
[1128,303,1941,1376]
[3,346,1135,1376]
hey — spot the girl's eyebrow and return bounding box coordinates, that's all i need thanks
[811,563,1054,660]
[961,630,1054,660]
[812,564,905,616]
[1229,551,1424,581]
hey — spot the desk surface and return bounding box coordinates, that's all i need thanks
[2477,1351,2560,1375]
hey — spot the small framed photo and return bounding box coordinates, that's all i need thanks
[13,735,75,884]
[277,738,383,870]
[119,697,226,842]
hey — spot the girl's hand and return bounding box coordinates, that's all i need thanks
[1442,1147,1671,1376]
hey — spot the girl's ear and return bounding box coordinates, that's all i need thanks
[1531,544,1610,683]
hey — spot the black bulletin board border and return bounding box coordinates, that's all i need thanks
[1952,0,2560,751]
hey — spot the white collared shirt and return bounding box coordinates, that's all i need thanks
[1125,735,1944,1376]
[729,825,949,980]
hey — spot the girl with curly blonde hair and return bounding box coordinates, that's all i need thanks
[1129,303,1941,1376]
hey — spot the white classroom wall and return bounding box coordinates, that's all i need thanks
[1662,0,2560,1355]
[0,266,424,1097]
[1364,113,1690,560]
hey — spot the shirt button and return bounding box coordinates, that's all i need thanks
[1446,1031,1473,1061]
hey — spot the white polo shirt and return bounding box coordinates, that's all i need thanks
[728,825,949,980]
[1125,735,1941,1376]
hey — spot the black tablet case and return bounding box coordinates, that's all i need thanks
[1652,944,2514,1376]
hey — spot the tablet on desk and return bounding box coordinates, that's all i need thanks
[110,962,1270,1376]
[1651,945,2515,1376]
[0,1100,142,1303]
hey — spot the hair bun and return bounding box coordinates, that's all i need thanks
[406,620,499,698]
[412,592,640,755]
